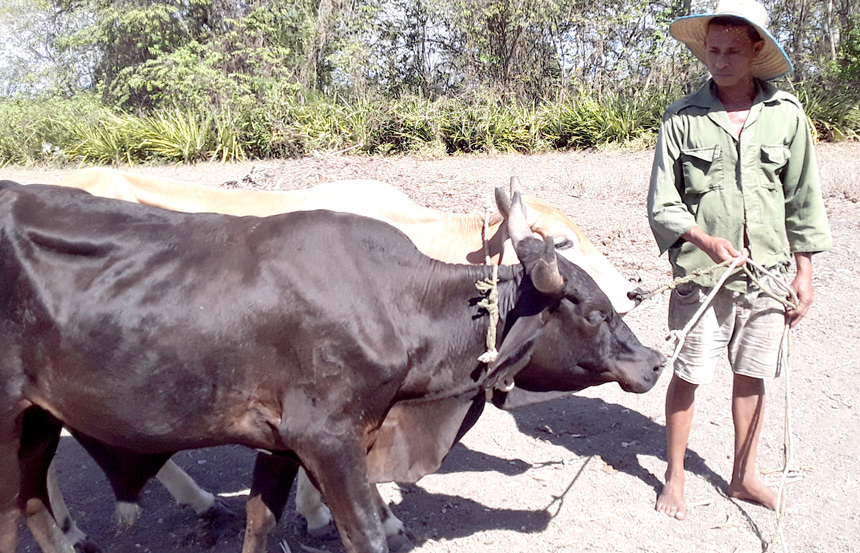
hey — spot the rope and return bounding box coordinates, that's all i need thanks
[647,256,797,552]
[476,263,500,365]
[476,211,501,368]
[639,259,734,301]
[766,323,793,553]
[639,258,797,311]
[666,256,744,366]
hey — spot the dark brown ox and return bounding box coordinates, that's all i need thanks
[0,179,663,553]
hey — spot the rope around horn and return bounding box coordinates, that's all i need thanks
[641,257,797,552]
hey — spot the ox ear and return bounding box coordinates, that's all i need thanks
[486,312,546,390]
[365,395,485,484]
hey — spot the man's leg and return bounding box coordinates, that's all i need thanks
[727,374,778,509]
[656,374,698,520]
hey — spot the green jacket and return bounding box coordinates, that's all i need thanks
[648,79,833,290]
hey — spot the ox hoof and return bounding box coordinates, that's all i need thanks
[115,501,142,526]
[73,539,103,553]
[306,521,338,541]
[386,529,416,553]
[199,497,237,521]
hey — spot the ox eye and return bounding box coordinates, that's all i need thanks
[553,237,575,250]
[586,309,606,326]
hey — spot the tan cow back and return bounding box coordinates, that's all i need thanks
[54,168,636,313]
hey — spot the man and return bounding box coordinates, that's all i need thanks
[647,0,833,521]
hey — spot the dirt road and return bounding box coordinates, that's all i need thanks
[5,142,859,553]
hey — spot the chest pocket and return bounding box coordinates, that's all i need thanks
[760,144,790,190]
[680,146,723,194]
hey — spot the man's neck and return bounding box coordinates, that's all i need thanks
[714,78,757,111]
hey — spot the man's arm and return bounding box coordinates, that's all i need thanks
[788,252,814,328]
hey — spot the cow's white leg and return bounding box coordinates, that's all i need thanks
[155,459,216,515]
[374,486,414,553]
[46,460,90,548]
[295,468,336,539]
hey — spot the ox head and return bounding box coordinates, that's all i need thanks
[489,178,664,410]
[495,179,643,315]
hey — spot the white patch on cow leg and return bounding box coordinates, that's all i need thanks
[46,460,88,548]
[294,468,336,539]
[375,485,413,552]
[155,459,215,515]
[115,502,142,526]
[25,505,76,553]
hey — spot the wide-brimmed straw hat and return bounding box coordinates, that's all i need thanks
[670,0,792,80]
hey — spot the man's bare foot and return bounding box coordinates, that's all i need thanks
[656,475,687,520]
[727,476,778,510]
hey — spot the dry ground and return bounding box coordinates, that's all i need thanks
[4,142,860,553]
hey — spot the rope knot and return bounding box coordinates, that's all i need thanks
[478,210,501,365]
[476,263,500,364]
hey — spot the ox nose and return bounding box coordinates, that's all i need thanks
[646,350,667,383]
[627,287,647,304]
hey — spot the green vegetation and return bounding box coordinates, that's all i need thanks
[1,0,857,166]
[1,88,684,165]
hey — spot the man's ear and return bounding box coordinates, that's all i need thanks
[753,39,765,57]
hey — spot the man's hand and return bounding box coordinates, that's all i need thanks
[788,253,814,328]
[682,227,748,265]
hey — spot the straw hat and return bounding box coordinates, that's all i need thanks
[670,0,792,80]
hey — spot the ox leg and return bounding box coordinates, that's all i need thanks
[295,468,335,539]
[1,437,21,553]
[373,486,414,553]
[154,459,221,515]
[301,442,387,553]
[46,460,100,553]
[70,432,171,526]
[296,472,413,552]
[18,408,75,553]
[242,452,299,553]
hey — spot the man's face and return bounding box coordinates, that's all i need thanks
[704,24,764,88]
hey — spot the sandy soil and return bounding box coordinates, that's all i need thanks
[4,142,860,553]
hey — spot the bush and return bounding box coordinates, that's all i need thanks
[0,94,105,166]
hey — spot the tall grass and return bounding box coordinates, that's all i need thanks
[1,82,855,167]
[793,82,860,142]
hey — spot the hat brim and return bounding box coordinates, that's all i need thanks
[670,14,792,80]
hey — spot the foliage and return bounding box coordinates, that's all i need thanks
[834,16,860,83]
[0,94,104,166]
[793,81,860,141]
[1,0,858,168]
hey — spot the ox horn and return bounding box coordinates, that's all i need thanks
[503,178,564,295]
[494,186,511,217]
[532,234,564,295]
[495,176,522,218]
[505,185,532,246]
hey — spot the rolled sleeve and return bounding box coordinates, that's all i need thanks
[648,119,696,254]
[782,112,833,254]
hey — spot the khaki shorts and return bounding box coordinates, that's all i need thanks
[668,280,788,385]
